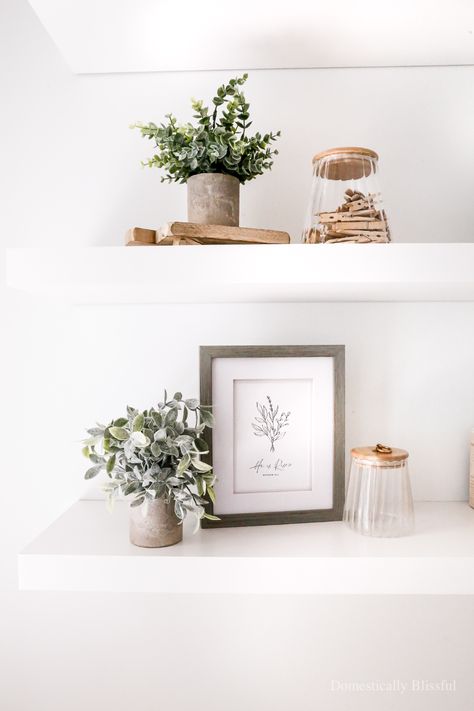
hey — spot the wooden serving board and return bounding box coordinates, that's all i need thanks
[126,223,291,246]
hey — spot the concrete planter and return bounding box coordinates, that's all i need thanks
[187,173,240,226]
[129,498,183,548]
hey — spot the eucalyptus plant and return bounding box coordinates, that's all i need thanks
[132,74,280,184]
[82,392,218,526]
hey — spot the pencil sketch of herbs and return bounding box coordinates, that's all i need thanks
[252,395,290,453]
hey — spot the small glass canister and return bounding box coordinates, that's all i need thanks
[344,444,414,537]
[302,147,391,244]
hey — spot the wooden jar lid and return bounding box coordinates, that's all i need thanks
[313,146,379,162]
[351,444,409,465]
[313,147,378,181]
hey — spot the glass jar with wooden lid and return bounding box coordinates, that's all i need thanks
[302,147,391,244]
[343,444,414,537]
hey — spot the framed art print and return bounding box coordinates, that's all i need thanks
[200,345,345,527]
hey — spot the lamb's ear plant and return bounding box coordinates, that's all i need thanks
[82,392,219,528]
[131,74,280,184]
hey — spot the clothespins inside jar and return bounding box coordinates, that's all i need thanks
[303,147,391,244]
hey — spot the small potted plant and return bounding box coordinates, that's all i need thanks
[82,392,218,547]
[132,74,280,227]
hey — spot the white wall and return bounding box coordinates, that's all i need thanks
[1,4,474,245]
[53,301,474,504]
[1,1,474,710]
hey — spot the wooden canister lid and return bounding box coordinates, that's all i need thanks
[313,147,379,163]
[312,147,378,181]
[351,444,409,464]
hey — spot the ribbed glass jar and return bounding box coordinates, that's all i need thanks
[302,147,391,244]
[343,444,414,537]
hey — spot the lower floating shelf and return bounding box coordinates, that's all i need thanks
[18,501,474,594]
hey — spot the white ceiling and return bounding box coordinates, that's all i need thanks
[29,0,474,74]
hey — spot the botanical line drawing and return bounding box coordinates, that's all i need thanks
[251,395,290,453]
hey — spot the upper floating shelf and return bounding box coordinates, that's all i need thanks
[6,244,474,304]
[28,0,474,74]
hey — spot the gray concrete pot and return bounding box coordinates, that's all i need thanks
[129,498,183,548]
[187,173,240,226]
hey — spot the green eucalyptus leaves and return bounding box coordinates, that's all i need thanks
[82,392,218,525]
[132,74,280,184]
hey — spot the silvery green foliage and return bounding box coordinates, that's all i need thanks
[132,74,280,184]
[82,392,219,524]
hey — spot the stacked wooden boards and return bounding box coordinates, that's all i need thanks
[306,189,390,244]
[126,223,291,246]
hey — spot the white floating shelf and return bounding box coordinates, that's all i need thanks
[6,244,474,304]
[19,501,474,594]
[28,0,474,74]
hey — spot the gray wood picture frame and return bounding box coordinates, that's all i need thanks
[200,345,345,528]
